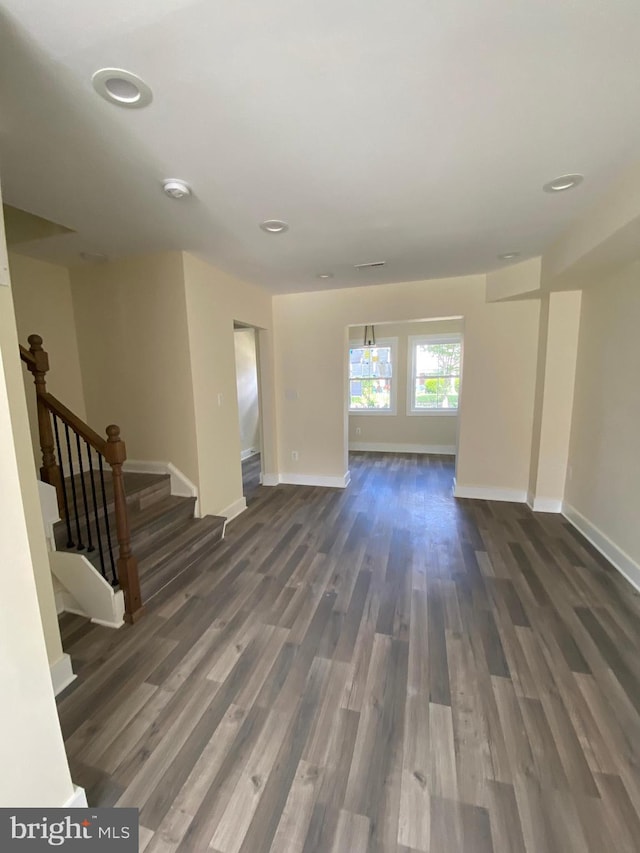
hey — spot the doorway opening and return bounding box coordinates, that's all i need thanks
[233,322,263,501]
[346,316,465,487]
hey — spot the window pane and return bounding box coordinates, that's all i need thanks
[349,346,392,380]
[414,379,438,408]
[350,378,391,409]
[415,342,461,377]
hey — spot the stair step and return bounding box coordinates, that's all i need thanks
[56,471,171,533]
[138,515,226,600]
[54,494,197,574]
[53,468,225,608]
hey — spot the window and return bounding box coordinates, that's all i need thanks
[348,338,397,413]
[408,334,461,414]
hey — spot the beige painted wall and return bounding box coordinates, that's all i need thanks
[0,185,74,806]
[529,291,581,508]
[9,253,87,469]
[486,256,542,303]
[348,319,462,451]
[234,328,260,457]
[0,258,65,669]
[565,262,640,568]
[183,253,276,517]
[70,252,199,485]
[274,275,539,494]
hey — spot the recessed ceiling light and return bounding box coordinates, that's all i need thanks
[260,220,289,234]
[498,251,520,260]
[543,174,584,193]
[317,273,334,279]
[162,179,191,199]
[92,68,152,108]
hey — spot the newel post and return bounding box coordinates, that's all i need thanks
[27,334,64,516]
[104,424,144,623]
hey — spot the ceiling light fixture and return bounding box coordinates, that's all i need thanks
[260,220,289,233]
[354,261,385,270]
[363,325,376,346]
[92,68,152,108]
[543,174,584,193]
[317,273,334,279]
[162,179,191,199]
[79,251,108,264]
[498,251,520,260]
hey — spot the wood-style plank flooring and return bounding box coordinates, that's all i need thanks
[242,452,261,500]
[57,452,640,852]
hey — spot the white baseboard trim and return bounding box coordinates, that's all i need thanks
[50,653,76,697]
[125,459,200,517]
[562,502,640,593]
[64,785,88,808]
[91,614,125,630]
[349,441,456,455]
[530,496,563,513]
[279,472,351,489]
[219,496,247,527]
[454,484,527,503]
[240,448,259,461]
[265,471,351,489]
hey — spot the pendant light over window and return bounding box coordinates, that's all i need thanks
[363,325,376,347]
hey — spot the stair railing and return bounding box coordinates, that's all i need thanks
[20,334,144,623]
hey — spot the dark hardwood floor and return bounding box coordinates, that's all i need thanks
[56,452,640,852]
[242,452,261,501]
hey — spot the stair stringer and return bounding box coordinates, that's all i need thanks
[38,480,124,629]
[50,551,125,629]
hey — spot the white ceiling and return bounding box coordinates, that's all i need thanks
[1,0,640,293]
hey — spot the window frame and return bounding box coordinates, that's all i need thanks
[348,336,398,415]
[407,333,462,416]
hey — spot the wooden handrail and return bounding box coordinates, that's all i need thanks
[19,333,144,623]
[19,344,36,367]
[39,392,107,455]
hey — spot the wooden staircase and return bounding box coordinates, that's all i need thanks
[53,471,225,602]
[20,333,225,622]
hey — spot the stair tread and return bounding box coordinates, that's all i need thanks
[127,494,195,532]
[138,515,226,600]
[134,512,220,564]
[64,470,169,503]
[54,469,225,606]
[138,515,224,569]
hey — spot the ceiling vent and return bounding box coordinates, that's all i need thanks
[354,261,386,270]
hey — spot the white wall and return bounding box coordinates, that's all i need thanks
[234,328,260,457]
[0,184,74,807]
[183,253,276,518]
[0,259,65,670]
[348,318,462,453]
[70,252,200,485]
[9,253,87,469]
[274,274,539,497]
[528,291,581,511]
[564,263,640,583]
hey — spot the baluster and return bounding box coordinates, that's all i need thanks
[86,443,106,578]
[52,414,74,548]
[98,454,117,584]
[64,423,84,551]
[26,334,64,515]
[104,424,144,623]
[76,433,94,552]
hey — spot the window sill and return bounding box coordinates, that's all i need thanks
[349,409,397,416]
[407,409,459,417]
